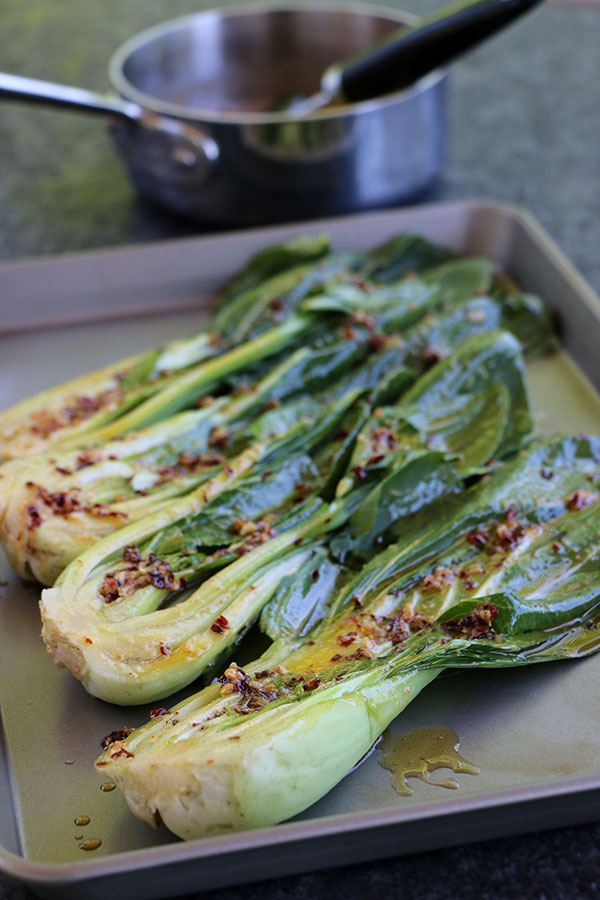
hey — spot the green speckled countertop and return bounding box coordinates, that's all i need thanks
[1,1,600,899]
[1,0,600,291]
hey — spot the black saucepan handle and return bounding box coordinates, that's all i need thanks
[334,0,544,103]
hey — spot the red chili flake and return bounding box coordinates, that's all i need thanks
[344,647,369,660]
[122,545,141,564]
[421,345,442,369]
[294,537,303,546]
[55,466,73,475]
[149,708,170,719]
[495,520,527,549]
[366,454,385,467]
[75,451,96,470]
[209,427,232,449]
[352,596,363,608]
[367,333,386,352]
[27,506,43,530]
[343,324,356,341]
[36,487,83,516]
[303,678,322,692]
[270,297,284,311]
[467,529,489,548]
[334,429,349,441]
[223,465,234,477]
[211,615,229,634]
[261,470,273,482]
[159,643,169,657]
[350,277,372,292]
[443,603,498,640]
[551,543,561,553]
[353,465,367,482]
[263,400,280,412]
[541,468,554,480]
[567,489,595,511]
[337,632,357,647]
[330,653,343,662]
[84,638,93,645]
[100,727,133,750]
[463,580,476,590]
[195,395,215,408]
[110,746,134,759]
[100,576,119,604]
[311,569,320,582]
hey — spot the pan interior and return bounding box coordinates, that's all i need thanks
[116,7,404,115]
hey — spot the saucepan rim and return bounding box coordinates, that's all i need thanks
[108,0,447,126]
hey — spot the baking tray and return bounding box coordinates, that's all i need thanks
[1,200,599,900]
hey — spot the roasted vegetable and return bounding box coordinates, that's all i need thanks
[95,436,600,839]
[0,234,418,461]
[39,330,533,703]
[0,254,550,584]
[5,229,594,852]
[0,231,552,463]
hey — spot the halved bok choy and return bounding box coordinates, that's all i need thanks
[0,256,549,584]
[40,330,533,704]
[0,230,551,462]
[95,435,600,839]
[0,232,449,462]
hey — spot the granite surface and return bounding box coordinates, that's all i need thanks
[1,0,600,290]
[1,1,600,899]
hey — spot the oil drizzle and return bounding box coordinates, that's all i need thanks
[100,781,116,792]
[378,726,480,796]
[79,838,102,851]
[74,815,90,826]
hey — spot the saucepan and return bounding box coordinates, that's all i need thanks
[0,0,541,226]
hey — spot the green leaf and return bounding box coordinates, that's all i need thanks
[260,548,348,640]
[357,234,454,282]
[332,453,463,563]
[221,234,331,301]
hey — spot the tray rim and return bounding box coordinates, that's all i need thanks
[2,198,600,335]
[1,771,599,885]
[2,197,600,892]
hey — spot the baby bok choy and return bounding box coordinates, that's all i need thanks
[0,232,446,462]
[0,342,352,584]
[95,435,600,839]
[0,251,550,585]
[39,330,533,704]
[0,229,551,463]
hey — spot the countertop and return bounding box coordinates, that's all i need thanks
[1,1,600,898]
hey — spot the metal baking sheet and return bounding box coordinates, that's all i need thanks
[1,201,599,900]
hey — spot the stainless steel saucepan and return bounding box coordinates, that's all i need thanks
[0,1,540,226]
